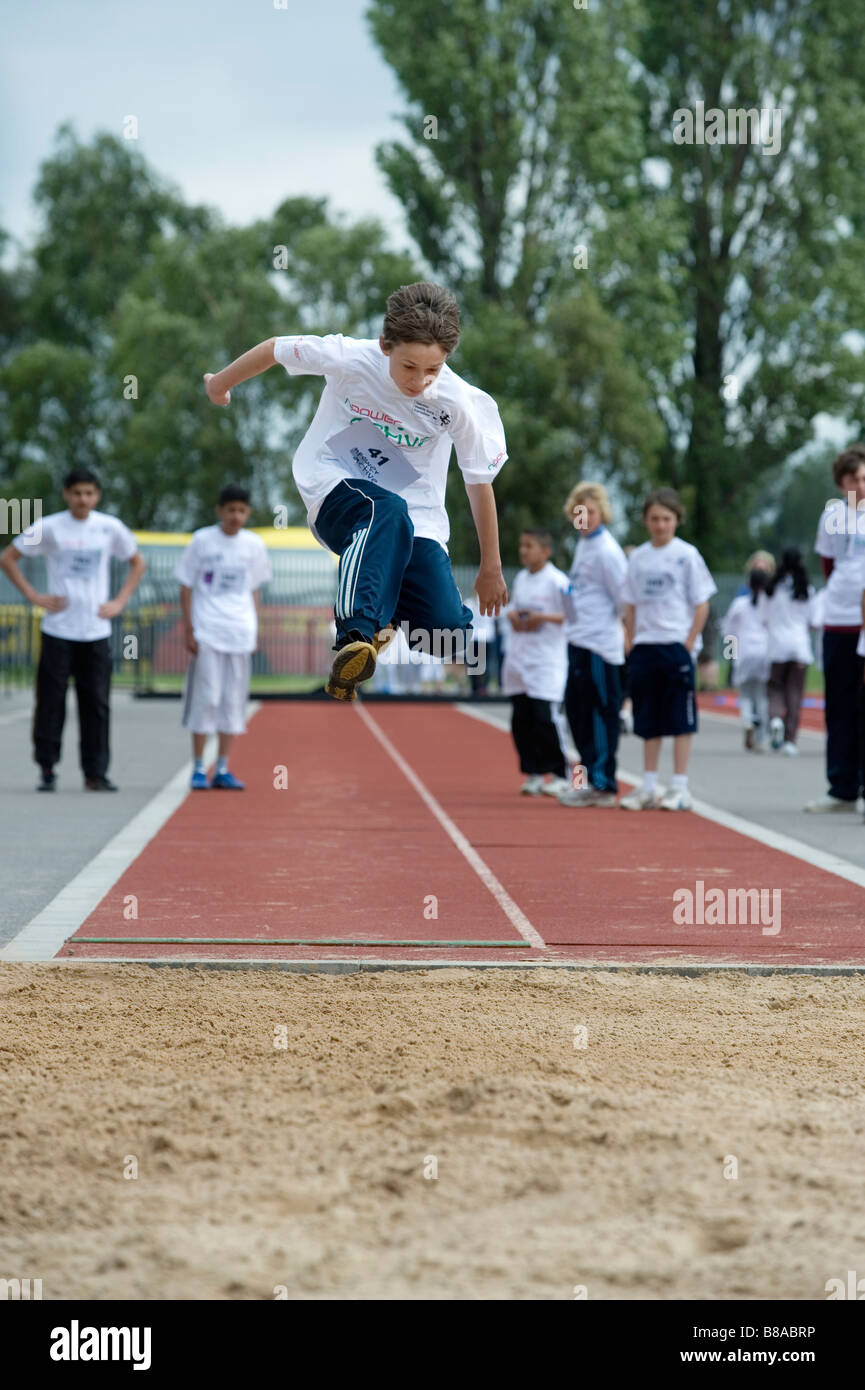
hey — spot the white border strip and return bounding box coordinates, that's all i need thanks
[355,703,546,949]
[670,785,865,889]
[1,706,260,962]
[32,958,865,975]
[698,706,824,741]
[458,702,865,890]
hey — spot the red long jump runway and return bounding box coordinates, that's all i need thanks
[60,701,865,967]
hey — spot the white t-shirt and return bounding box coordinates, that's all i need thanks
[175,526,271,654]
[814,502,865,627]
[273,335,508,551]
[621,537,717,646]
[16,508,138,642]
[563,525,628,665]
[722,592,770,685]
[465,592,497,643]
[501,563,571,700]
[764,578,818,665]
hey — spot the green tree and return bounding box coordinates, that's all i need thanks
[638,0,865,565]
[366,0,674,562]
[752,446,844,566]
[0,129,422,529]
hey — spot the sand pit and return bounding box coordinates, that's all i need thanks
[1,963,864,1300]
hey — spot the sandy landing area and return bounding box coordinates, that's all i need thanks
[1,964,863,1301]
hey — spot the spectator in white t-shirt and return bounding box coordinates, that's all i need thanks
[175,485,271,790]
[722,551,774,753]
[620,488,717,811]
[0,468,145,792]
[763,547,819,755]
[500,529,572,797]
[556,480,628,808]
[806,445,865,812]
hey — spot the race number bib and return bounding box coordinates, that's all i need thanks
[213,566,246,595]
[62,549,102,579]
[639,572,671,601]
[326,419,421,494]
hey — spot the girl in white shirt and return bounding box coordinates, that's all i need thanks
[722,552,774,752]
[763,548,818,755]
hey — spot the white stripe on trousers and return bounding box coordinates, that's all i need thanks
[337,525,367,619]
[333,481,378,626]
[333,530,358,619]
[337,483,378,625]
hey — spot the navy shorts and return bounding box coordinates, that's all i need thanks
[628,641,697,738]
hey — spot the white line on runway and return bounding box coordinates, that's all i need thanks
[356,702,546,949]
[0,707,259,962]
[457,702,865,891]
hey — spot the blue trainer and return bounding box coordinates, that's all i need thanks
[211,770,245,790]
[190,769,209,790]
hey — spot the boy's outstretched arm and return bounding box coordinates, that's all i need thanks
[204,338,277,405]
[465,483,508,615]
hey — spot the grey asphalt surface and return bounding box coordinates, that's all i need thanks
[0,692,861,948]
[0,690,190,942]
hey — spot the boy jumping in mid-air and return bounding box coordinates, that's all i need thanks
[202,282,508,700]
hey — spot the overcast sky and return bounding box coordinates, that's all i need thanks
[1,0,412,255]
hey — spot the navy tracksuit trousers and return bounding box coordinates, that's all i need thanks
[564,643,622,794]
[822,630,865,802]
[314,479,472,652]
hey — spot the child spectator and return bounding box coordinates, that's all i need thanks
[764,547,818,755]
[176,485,271,789]
[556,481,628,808]
[722,552,774,752]
[806,444,865,811]
[0,468,145,792]
[620,488,716,811]
[501,529,571,797]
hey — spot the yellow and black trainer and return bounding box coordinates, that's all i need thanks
[326,634,378,702]
[372,623,398,656]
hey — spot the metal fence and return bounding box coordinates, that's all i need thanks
[0,547,765,697]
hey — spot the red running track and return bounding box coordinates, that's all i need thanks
[61,701,865,966]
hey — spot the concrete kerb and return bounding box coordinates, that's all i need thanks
[7,958,865,976]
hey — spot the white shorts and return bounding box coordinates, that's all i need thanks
[181,642,251,734]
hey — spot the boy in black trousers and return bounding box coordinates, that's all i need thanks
[0,469,145,790]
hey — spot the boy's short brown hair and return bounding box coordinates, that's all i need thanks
[643,487,685,523]
[832,443,865,488]
[521,527,554,551]
[382,282,460,354]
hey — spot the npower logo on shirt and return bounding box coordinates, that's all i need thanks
[50,1321,152,1371]
[349,417,431,449]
